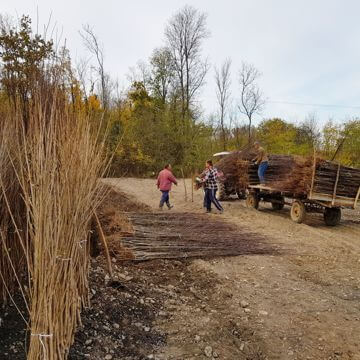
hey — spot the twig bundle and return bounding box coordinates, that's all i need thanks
[119,212,276,260]
[0,87,108,359]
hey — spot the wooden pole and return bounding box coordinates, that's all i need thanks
[181,168,187,201]
[191,173,194,202]
[332,163,341,205]
[309,150,317,199]
[354,186,360,209]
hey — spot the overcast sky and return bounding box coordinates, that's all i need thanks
[2,0,360,127]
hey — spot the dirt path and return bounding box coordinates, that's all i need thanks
[103,178,360,360]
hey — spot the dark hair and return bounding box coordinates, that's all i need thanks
[164,163,170,169]
[206,160,213,166]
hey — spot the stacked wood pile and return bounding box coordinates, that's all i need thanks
[313,160,360,199]
[215,151,360,200]
[215,147,257,189]
[119,212,276,260]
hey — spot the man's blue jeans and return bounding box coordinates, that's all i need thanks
[258,161,269,184]
[160,190,170,208]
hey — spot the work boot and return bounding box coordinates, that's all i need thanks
[159,202,164,210]
[167,202,173,210]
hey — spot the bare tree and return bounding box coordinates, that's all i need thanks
[297,112,321,150]
[127,60,151,93]
[215,59,231,150]
[80,25,110,110]
[165,5,209,124]
[238,62,265,141]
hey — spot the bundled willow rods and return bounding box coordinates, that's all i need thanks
[0,113,29,305]
[313,160,360,198]
[120,212,276,260]
[215,147,258,190]
[0,87,108,359]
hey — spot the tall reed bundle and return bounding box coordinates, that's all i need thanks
[0,85,108,358]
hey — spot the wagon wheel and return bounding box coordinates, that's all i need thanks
[323,207,341,226]
[290,201,306,223]
[246,193,259,209]
[236,189,246,200]
[271,196,285,210]
[217,182,228,201]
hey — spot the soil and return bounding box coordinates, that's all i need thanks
[1,178,360,359]
[100,178,360,360]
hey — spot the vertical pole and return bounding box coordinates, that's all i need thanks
[309,150,317,199]
[181,168,187,202]
[332,163,341,206]
[191,173,194,202]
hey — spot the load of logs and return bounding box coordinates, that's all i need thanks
[216,151,360,199]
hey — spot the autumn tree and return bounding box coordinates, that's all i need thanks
[0,15,54,129]
[238,62,265,141]
[214,58,231,150]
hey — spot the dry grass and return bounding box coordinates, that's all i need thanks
[0,85,109,359]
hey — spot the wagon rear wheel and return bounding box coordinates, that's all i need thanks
[324,207,341,226]
[290,201,306,223]
[246,193,259,209]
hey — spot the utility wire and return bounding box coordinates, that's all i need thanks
[268,100,360,109]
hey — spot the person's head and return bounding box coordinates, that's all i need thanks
[206,160,213,169]
[254,141,261,150]
[164,163,171,170]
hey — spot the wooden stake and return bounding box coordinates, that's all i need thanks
[191,173,194,202]
[332,163,341,205]
[354,186,360,209]
[181,168,187,201]
[93,210,113,280]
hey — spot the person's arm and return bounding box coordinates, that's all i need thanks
[201,170,210,182]
[252,149,264,164]
[168,173,178,185]
[156,174,160,188]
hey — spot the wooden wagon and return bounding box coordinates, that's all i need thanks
[246,158,360,226]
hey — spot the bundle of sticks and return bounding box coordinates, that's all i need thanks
[216,152,360,198]
[119,212,276,260]
[313,160,360,199]
[215,147,258,190]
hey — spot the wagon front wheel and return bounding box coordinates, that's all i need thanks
[324,207,341,226]
[246,193,259,209]
[290,201,306,223]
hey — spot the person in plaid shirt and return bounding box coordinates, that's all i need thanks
[201,160,224,213]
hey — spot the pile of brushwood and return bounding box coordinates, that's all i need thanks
[215,151,360,199]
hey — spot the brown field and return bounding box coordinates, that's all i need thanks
[97,177,360,360]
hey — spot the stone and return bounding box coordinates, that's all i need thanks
[240,343,245,351]
[204,346,213,357]
[85,339,92,345]
[240,300,249,308]
[244,308,251,313]
[105,355,113,360]
[195,335,201,342]
[144,326,151,332]
[259,310,268,316]
[113,323,120,329]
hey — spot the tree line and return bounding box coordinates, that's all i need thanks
[1,7,359,178]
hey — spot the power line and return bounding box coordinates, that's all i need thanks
[268,100,360,109]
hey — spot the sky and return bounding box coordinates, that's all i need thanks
[2,0,360,127]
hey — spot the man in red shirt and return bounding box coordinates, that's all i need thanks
[156,164,178,210]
